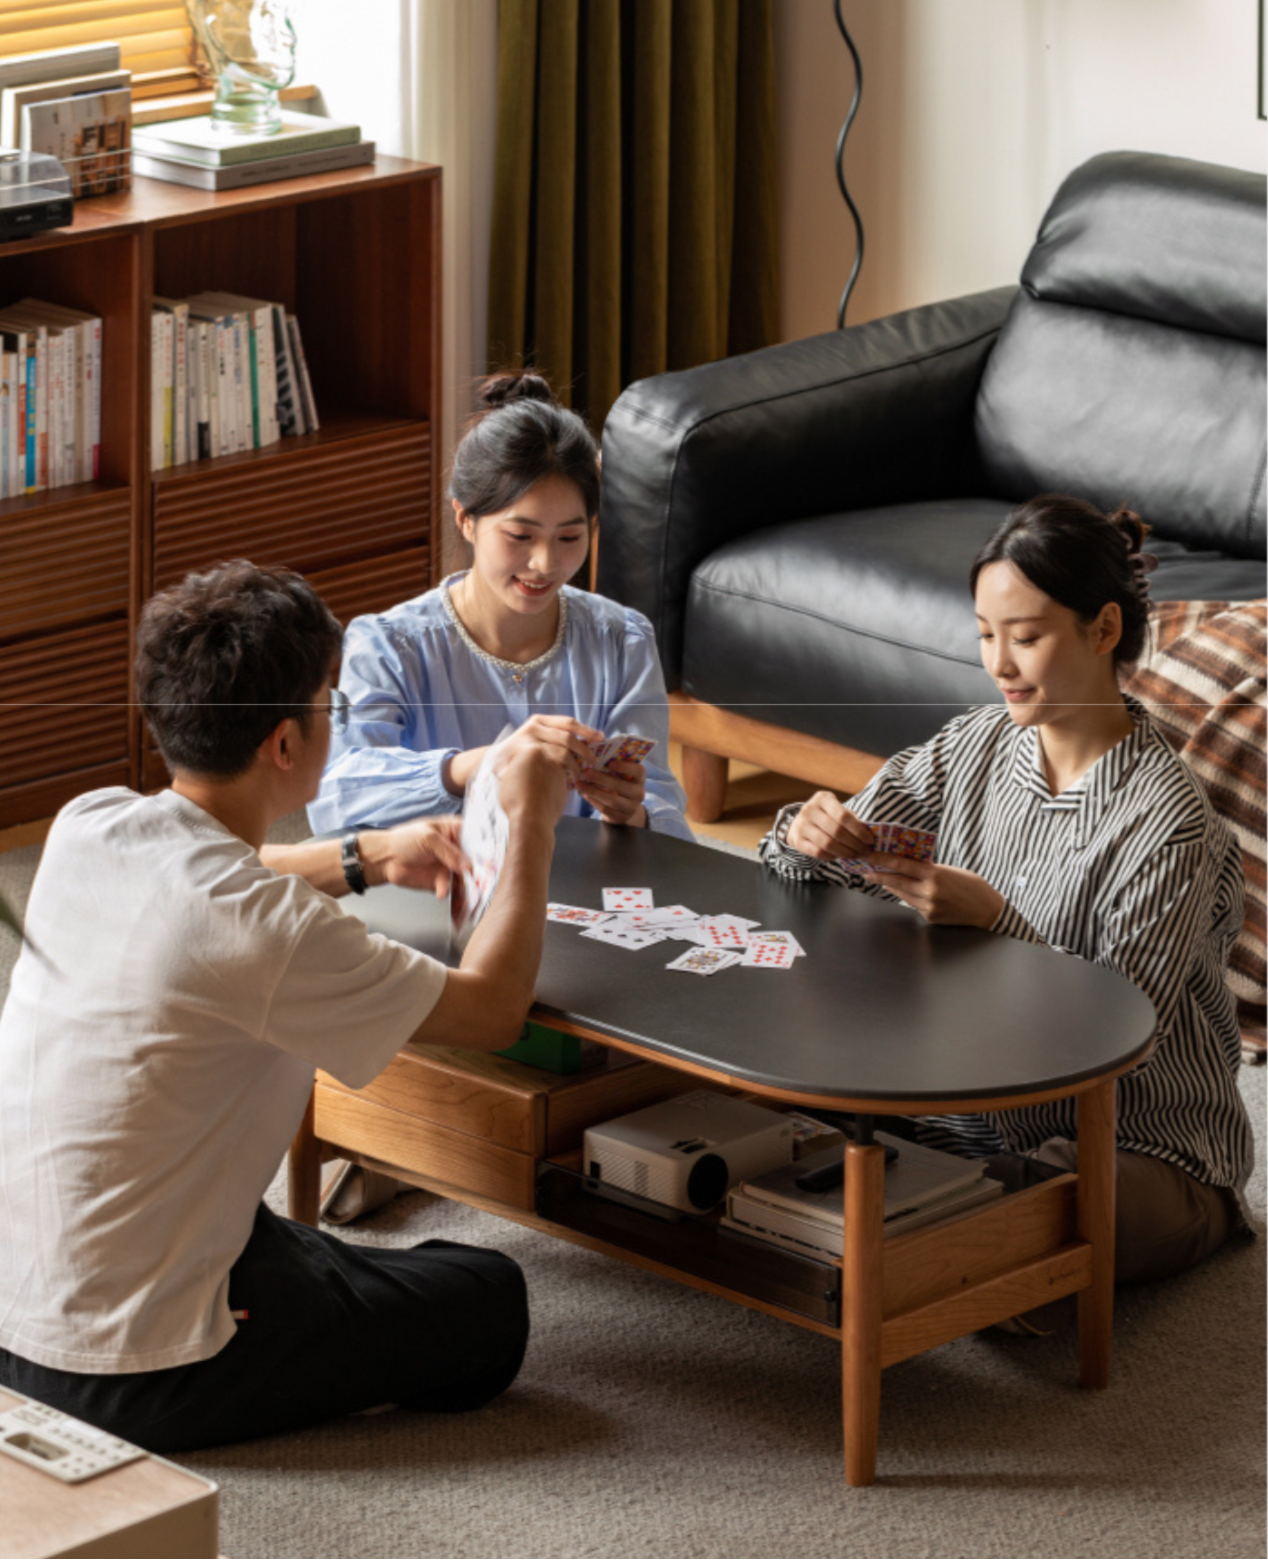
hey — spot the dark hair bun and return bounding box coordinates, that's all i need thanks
[477,372,555,412]
[1107,504,1151,556]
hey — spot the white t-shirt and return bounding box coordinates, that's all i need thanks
[0,789,447,1374]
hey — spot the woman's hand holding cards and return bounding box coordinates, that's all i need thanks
[787,791,876,860]
[578,758,649,829]
[859,857,1005,929]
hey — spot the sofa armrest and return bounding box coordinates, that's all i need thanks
[597,285,1017,684]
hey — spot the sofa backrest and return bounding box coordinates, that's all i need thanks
[974,151,1266,559]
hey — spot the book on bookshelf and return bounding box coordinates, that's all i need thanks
[22,89,131,197]
[24,298,103,482]
[0,310,46,490]
[132,139,375,192]
[151,295,319,468]
[2,68,131,150]
[0,43,121,98]
[133,111,360,168]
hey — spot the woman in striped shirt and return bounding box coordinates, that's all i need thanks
[760,494,1251,1293]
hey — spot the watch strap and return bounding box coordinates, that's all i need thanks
[340,831,368,895]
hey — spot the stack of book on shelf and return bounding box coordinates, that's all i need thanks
[132,112,373,192]
[722,1133,1005,1260]
[151,293,318,472]
[0,298,102,497]
[0,42,132,196]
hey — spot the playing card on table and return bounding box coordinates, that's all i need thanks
[741,939,798,969]
[666,946,743,976]
[454,730,512,935]
[602,887,654,912]
[692,915,752,950]
[746,929,805,958]
[547,904,613,926]
[582,921,667,951]
[636,904,700,927]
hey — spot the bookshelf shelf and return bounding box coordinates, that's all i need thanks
[0,158,441,828]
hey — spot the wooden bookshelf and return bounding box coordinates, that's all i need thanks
[0,158,442,824]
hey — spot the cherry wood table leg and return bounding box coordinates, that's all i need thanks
[288,1090,321,1227]
[1077,1077,1116,1389]
[841,1135,886,1486]
[681,745,729,824]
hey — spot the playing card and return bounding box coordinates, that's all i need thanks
[741,940,797,969]
[602,887,654,912]
[692,916,751,950]
[546,904,613,926]
[582,921,667,951]
[665,946,743,976]
[454,729,512,934]
[838,820,935,872]
[746,930,805,958]
[589,733,657,772]
[636,904,700,927]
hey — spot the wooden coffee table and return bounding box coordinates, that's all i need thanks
[291,818,1155,1485]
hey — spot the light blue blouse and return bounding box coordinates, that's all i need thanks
[309,577,693,840]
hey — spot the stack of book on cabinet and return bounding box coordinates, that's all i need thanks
[0,297,102,496]
[151,293,318,471]
[132,111,373,191]
[722,1133,1005,1259]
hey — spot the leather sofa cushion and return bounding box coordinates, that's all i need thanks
[1022,152,1266,345]
[681,500,1267,758]
[976,292,1266,557]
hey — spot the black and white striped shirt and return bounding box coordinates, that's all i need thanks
[760,699,1252,1191]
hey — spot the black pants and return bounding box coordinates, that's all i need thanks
[0,1204,529,1453]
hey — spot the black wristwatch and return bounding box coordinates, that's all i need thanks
[340,831,368,895]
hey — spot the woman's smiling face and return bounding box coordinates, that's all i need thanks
[457,473,591,619]
[974,559,1122,729]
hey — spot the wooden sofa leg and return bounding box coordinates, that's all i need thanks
[681,745,729,824]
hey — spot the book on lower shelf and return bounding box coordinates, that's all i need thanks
[722,1135,1006,1258]
[0,298,101,496]
[151,293,319,471]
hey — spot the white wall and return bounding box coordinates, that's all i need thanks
[776,0,1268,341]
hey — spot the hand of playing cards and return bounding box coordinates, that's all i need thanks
[838,821,937,873]
[547,889,807,975]
[577,731,656,786]
[454,730,512,936]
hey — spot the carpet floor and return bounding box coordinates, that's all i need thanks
[0,818,1263,1558]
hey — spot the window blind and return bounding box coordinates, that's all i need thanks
[0,1,200,95]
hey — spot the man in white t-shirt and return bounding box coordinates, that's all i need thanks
[0,561,570,1451]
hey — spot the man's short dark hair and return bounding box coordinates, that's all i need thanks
[136,561,344,777]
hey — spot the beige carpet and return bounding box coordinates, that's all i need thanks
[0,820,1264,1559]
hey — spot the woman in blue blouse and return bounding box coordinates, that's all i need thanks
[310,375,691,841]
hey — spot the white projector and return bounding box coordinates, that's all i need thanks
[582,1091,795,1213]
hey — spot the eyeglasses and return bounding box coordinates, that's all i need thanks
[316,688,350,734]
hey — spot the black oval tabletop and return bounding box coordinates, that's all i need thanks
[529,819,1156,1107]
[347,817,1156,1108]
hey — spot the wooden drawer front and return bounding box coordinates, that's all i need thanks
[152,423,431,587]
[0,619,130,788]
[307,546,431,626]
[322,1045,549,1155]
[313,1083,537,1209]
[0,488,131,642]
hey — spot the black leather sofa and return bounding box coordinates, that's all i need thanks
[597,151,1266,820]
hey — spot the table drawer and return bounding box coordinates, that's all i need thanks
[319,1043,695,1157]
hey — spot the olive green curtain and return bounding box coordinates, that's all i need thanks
[487,0,779,432]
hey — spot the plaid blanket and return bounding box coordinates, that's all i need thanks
[1124,601,1266,1061]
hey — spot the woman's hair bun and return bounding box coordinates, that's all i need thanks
[477,371,555,412]
[1107,504,1150,555]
